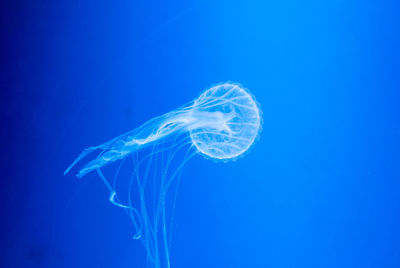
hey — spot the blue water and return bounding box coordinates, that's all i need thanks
[1,0,400,267]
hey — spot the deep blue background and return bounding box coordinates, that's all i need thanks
[1,0,400,267]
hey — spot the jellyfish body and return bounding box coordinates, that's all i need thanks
[65,82,261,268]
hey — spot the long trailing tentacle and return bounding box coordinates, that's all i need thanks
[64,106,194,179]
[152,136,194,268]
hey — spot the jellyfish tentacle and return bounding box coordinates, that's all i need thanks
[95,168,144,245]
[162,151,197,267]
[167,145,195,250]
[152,139,194,268]
[156,142,179,268]
[135,154,157,264]
[65,110,194,179]
[109,192,134,209]
[109,156,145,242]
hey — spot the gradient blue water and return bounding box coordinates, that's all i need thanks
[1,0,400,267]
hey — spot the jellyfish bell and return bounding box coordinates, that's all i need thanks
[64,82,261,268]
[188,82,261,160]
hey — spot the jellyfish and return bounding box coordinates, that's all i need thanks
[64,82,262,268]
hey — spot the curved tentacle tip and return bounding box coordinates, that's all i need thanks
[132,232,142,240]
[64,163,75,176]
[109,191,136,210]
